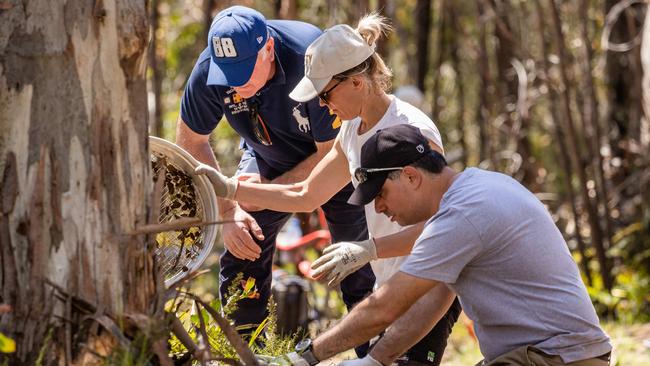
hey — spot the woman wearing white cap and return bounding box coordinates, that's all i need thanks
[197,14,460,366]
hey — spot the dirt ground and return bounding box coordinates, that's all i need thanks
[322,322,650,366]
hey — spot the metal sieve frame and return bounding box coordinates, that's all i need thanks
[149,136,219,288]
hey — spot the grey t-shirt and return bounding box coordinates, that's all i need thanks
[400,168,611,363]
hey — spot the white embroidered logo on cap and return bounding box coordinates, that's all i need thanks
[213,37,237,57]
[416,144,425,153]
[257,36,263,44]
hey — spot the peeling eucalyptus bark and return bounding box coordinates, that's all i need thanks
[0,1,154,364]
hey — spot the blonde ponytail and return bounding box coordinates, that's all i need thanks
[333,13,394,92]
[352,13,393,92]
[356,13,393,47]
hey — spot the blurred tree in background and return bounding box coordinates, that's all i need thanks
[148,0,650,322]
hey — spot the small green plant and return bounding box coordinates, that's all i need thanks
[168,273,300,362]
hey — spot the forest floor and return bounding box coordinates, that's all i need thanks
[324,322,650,366]
[440,321,650,366]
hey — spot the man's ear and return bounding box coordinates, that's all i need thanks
[402,166,422,187]
[265,37,275,60]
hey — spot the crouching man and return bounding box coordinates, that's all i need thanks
[269,124,611,366]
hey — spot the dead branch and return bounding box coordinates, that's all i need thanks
[169,313,199,355]
[128,217,242,236]
[183,293,259,366]
[45,278,97,314]
[194,300,212,366]
[84,315,131,348]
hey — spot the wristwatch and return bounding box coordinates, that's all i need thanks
[295,338,319,366]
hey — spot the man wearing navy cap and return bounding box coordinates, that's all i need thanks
[259,124,611,366]
[175,5,375,349]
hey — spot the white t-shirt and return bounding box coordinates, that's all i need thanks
[338,95,443,286]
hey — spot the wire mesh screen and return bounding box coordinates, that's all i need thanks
[152,153,204,281]
[149,136,218,288]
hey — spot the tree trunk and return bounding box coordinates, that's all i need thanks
[534,0,593,286]
[205,0,217,36]
[641,6,650,209]
[605,0,645,198]
[355,0,370,19]
[376,0,391,59]
[0,1,155,364]
[415,0,432,92]
[448,2,467,165]
[578,0,615,252]
[149,0,164,137]
[431,0,447,123]
[548,0,612,291]
[476,0,493,163]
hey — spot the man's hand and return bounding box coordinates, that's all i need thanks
[311,238,378,286]
[255,352,309,366]
[194,163,238,199]
[338,355,382,366]
[220,205,265,261]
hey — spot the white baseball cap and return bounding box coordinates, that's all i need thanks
[289,24,376,102]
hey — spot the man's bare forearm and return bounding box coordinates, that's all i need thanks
[175,121,238,216]
[313,293,396,361]
[370,283,456,365]
[312,273,437,362]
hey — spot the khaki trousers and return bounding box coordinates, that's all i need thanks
[476,346,610,366]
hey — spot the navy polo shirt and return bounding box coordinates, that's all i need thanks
[181,20,341,180]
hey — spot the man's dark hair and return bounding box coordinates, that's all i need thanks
[387,150,447,180]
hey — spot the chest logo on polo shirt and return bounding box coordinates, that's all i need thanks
[292,105,310,133]
[225,89,249,115]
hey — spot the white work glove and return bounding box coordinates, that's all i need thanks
[311,238,378,286]
[338,355,383,366]
[194,163,238,200]
[256,352,310,366]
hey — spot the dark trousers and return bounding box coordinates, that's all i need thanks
[219,183,375,355]
[395,298,463,366]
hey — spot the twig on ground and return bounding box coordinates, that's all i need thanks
[183,293,259,366]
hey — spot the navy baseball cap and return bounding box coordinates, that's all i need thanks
[348,124,432,206]
[206,6,269,87]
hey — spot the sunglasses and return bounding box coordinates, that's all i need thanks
[248,101,272,146]
[318,78,346,104]
[354,167,404,184]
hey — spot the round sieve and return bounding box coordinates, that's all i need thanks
[149,136,219,288]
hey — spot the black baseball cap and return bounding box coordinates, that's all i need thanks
[348,124,432,206]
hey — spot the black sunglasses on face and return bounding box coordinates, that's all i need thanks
[318,78,346,104]
[354,167,404,184]
[248,101,272,146]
